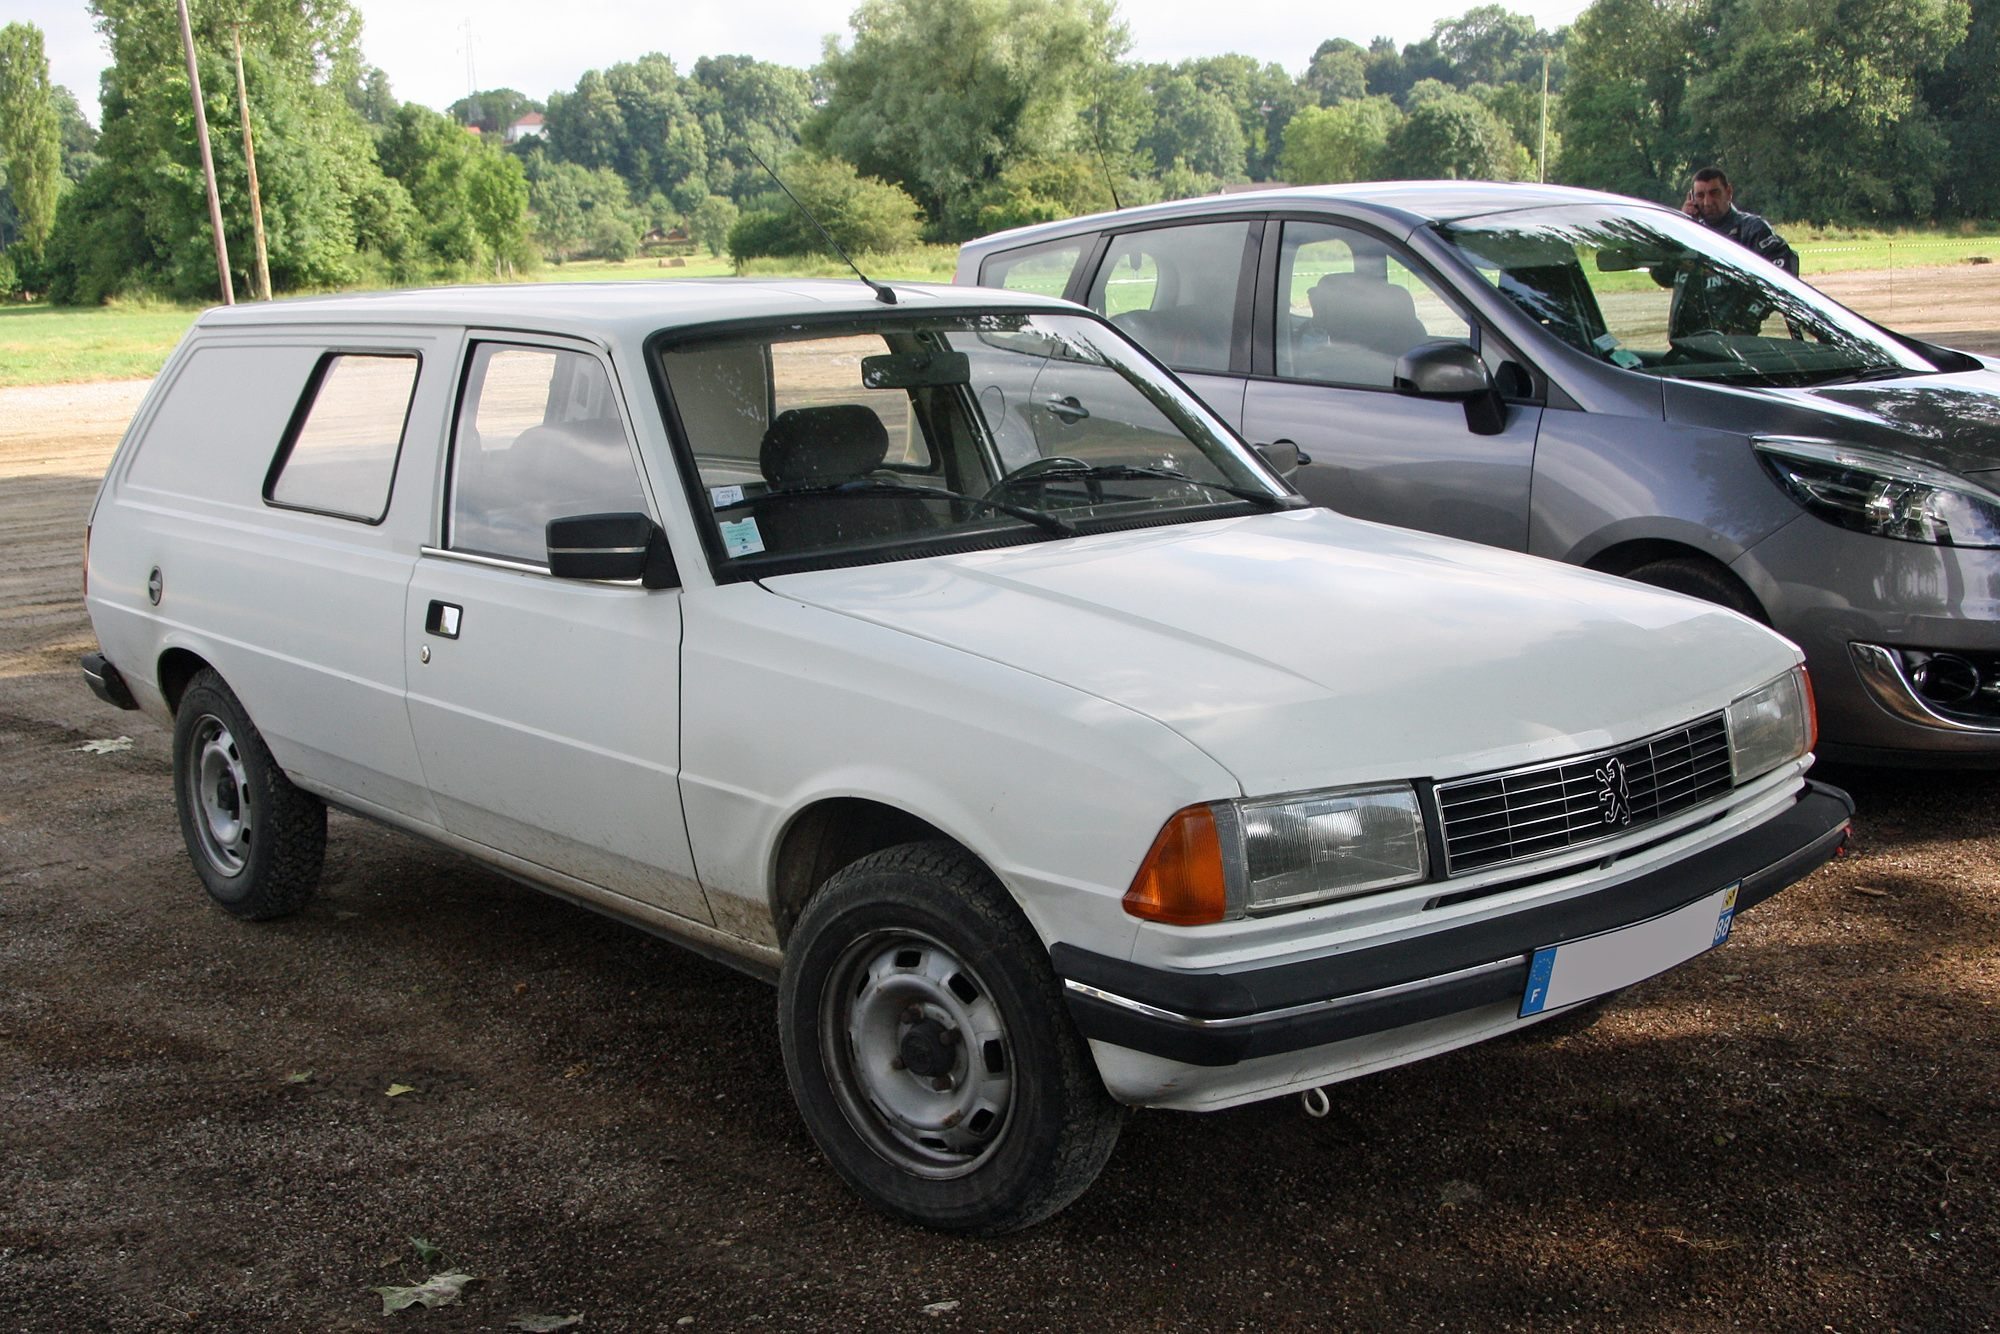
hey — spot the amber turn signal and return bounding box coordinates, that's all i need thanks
[1124,804,1228,925]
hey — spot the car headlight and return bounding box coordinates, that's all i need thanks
[1754,436,2000,548]
[1727,666,1816,782]
[1124,783,1428,924]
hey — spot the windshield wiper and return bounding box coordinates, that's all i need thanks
[719,480,1078,538]
[995,461,1297,509]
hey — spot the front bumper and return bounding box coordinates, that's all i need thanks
[1054,780,1851,1069]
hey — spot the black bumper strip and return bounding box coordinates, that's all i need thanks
[1055,781,1850,1067]
[80,651,139,711]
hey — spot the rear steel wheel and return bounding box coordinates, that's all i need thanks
[171,668,325,920]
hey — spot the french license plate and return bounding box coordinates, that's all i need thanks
[1520,882,1741,1017]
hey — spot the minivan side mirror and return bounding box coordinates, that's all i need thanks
[1394,341,1507,437]
[546,512,679,589]
[1253,439,1302,480]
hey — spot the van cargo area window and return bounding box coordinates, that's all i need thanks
[1086,222,1253,374]
[979,239,1085,298]
[265,353,419,522]
[449,343,651,564]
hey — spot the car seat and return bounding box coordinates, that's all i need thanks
[754,404,937,553]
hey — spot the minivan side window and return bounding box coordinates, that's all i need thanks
[449,343,649,564]
[1085,222,1254,374]
[978,239,1085,297]
[265,353,419,522]
[1275,220,1474,389]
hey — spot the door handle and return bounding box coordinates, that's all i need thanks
[1044,395,1089,423]
[425,601,462,639]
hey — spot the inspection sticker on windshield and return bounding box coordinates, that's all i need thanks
[1521,882,1741,1017]
[709,485,744,508]
[719,516,765,557]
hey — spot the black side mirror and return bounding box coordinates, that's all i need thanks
[546,512,679,589]
[1253,439,1302,480]
[1394,340,1507,436]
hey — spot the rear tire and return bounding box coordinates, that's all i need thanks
[778,840,1123,1235]
[1623,555,1768,624]
[171,669,325,920]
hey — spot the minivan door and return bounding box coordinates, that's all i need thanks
[1241,218,1542,550]
[1080,219,1261,432]
[403,335,710,924]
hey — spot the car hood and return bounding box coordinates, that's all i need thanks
[762,510,1799,797]
[1758,365,2000,477]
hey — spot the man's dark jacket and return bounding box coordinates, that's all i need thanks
[1701,206,1799,276]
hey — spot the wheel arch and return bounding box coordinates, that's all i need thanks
[769,797,963,948]
[1584,538,1770,622]
[156,646,215,715]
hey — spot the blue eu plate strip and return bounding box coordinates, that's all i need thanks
[1521,947,1558,1016]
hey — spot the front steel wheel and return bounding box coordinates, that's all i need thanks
[779,841,1122,1235]
[820,929,1014,1178]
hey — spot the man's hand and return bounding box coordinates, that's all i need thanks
[1682,192,1699,218]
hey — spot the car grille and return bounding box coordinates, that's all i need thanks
[1435,713,1734,875]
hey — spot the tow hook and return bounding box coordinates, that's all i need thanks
[1299,1086,1332,1119]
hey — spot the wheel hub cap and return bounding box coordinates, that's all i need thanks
[823,932,1013,1179]
[188,715,252,875]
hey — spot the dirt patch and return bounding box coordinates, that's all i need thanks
[2,359,1997,1334]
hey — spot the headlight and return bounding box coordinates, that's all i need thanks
[1727,666,1815,782]
[1755,436,2000,547]
[1124,783,1428,924]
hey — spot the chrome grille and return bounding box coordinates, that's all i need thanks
[1436,713,1733,875]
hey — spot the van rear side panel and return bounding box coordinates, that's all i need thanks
[86,328,457,825]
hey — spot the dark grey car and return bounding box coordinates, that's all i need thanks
[956,182,2000,766]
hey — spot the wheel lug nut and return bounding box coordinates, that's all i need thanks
[889,1056,905,1070]
[932,1076,952,1091]
[903,1006,924,1025]
[940,1028,959,1046]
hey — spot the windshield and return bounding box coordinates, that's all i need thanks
[1435,205,1936,388]
[656,312,1288,574]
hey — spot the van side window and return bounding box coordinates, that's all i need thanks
[1085,222,1253,374]
[1274,220,1474,389]
[265,353,419,522]
[450,343,649,564]
[979,239,1085,297]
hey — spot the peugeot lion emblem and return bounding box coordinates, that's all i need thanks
[1595,756,1634,826]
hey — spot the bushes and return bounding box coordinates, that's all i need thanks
[726,156,922,259]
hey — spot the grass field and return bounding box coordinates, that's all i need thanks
[1788,227,2000,275]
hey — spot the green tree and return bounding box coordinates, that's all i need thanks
[1693,0,1966,222]
[726,154,922,258]
[806,0,1127,232]
[1304,40,1369,105]
[45,0,409,302]
[0,23,64,258]
[450,87,542,135]
[686,55,813,202]
[464,149,531,274]
[1435,5,1551,86]
[1281,97,1403,184]
[1929,0,2000,213]
[691,192,739,254]
[1382,88,1526,178]
[527,155,640,261]
[1138,73,1246,178]
[1557,0,1716,204]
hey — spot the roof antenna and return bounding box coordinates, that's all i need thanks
[1088,82,1124,211]
[745,146,896,305]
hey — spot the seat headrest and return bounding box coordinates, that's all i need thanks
[760,405,891,488]
[1307,274,1428,355]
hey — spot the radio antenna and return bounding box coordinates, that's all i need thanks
[746,147,896,305]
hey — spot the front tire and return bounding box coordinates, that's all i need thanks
[778,841,1123,1235]
[171,669,325,920]
[1623,555,1768,624]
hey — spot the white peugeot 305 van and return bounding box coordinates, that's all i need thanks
[81,280,1850,1234]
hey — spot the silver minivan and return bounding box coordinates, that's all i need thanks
[957,183,2000,767]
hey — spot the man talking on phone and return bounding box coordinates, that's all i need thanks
[1682,166,1799,275]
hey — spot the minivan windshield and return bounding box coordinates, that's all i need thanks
[656,312,1291,574]
[1436,205,1937,388]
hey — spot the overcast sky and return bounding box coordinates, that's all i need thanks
[23,0,1592,124]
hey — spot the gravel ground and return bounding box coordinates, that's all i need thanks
[2,353,1997,1334]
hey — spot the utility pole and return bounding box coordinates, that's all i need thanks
[230,23,271,301]
[176,0,234,303]
[1536,52,1552,185]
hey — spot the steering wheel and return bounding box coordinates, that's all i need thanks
[985,456,1097,506]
